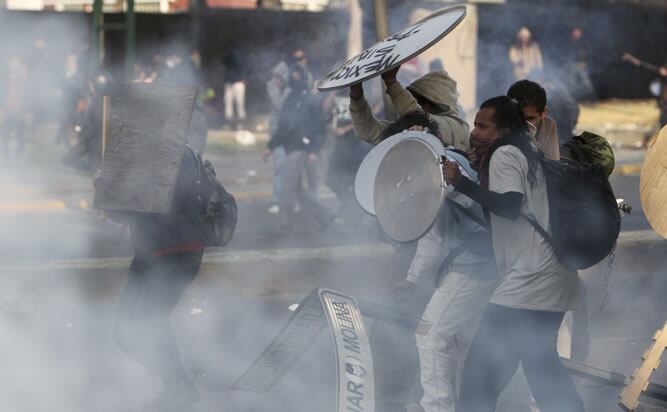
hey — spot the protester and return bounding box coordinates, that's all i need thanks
[565,27,596,102]
[265,61,291,215]
[509,79,591,371]
[348,66,470,409]
[361,112,443,411]
[2,56,28,161]
[263,64,334,234]
[223,50,247,129]
[507,79,560,160]
[509,27,544,81]
[388,116,498,412]
[349,65,469,151]
[443,96,585,412]
[105,146,205,410]
[324,91,372,227]
[287,49,319,198]
[98,71,237,410]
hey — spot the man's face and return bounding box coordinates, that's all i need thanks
[521,105,546,130]
[470,107,502,148]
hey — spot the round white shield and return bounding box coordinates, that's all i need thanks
[354,132,414,215]
[374,139,445,242]
[317,6,467,91]
[355,130,475,216]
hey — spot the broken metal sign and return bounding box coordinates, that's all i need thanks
[233,288,375,412]
[320,289,375,412]
[232,290,326,393]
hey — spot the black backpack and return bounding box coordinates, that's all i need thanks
[189,147,238,247]
[524,156,621,270]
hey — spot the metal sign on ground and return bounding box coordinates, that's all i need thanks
[233,289,375,412]
[317,5,466,91]
[234,289,667,410]
[232,290,326,393]
[319,289,375,412]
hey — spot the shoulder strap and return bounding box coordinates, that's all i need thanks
[522,213,556,249]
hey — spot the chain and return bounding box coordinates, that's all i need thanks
[589,242,616,318]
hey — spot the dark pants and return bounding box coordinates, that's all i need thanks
[278,150,333,230]
[459,304,585,412]
[370,242,433,411]
[114,251,202,382]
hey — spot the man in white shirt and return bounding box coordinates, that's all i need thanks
[443,96,585,412]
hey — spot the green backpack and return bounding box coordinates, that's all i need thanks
[560,131,615,177]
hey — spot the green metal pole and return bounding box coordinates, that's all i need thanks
[92,0,103,73]
[126,0,136,79]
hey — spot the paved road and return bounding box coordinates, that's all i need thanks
[0,130,664,411]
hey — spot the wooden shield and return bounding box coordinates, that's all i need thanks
[374,139,445,242]
[93,83,198,213]
[640,125,667,238]
[317,6,466,91]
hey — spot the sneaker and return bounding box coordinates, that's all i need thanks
[267,204,280,214]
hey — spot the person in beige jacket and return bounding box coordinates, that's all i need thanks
[348,65,470,151]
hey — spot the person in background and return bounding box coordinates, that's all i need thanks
[263,64,334,234]
[509,27,544,81]
[324,90,372,228]
[565,27,596,102]
[265,60,291,215]
[223,49,247,130]
[507,79,560,160]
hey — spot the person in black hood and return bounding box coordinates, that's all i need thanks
[263,64,334,233]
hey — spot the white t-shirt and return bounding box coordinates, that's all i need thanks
[488,145,582,312]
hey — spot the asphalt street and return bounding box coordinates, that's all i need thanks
[0,125,664,411]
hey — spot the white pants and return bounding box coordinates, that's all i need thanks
[224,81,246,121]
[416,272,498,412]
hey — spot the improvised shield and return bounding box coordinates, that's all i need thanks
[93,83,198,213]
[640,125,667,238]
[354,132,414,215]
[317,6,466,91]
[374,138,445,242]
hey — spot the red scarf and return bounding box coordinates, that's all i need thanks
[470,135,499,188]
